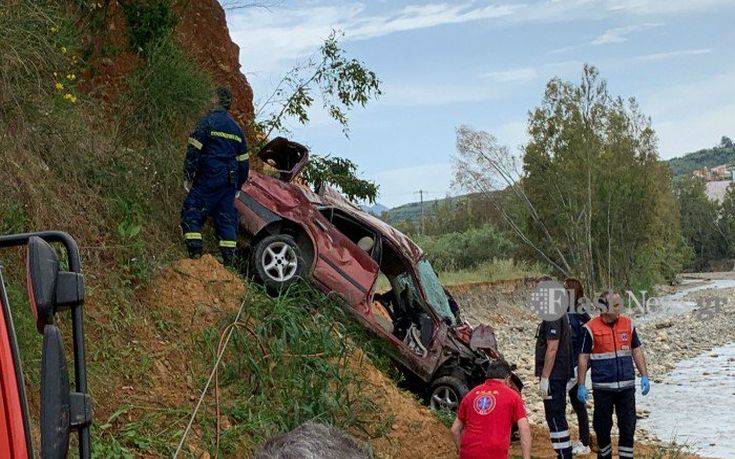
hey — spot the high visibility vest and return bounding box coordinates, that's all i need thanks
[584,316,636,390]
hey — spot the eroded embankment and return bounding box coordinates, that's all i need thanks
[97,256,459,457]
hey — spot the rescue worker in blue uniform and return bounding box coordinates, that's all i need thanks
[181,87,248,265]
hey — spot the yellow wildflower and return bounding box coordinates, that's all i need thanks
[55,82,64,91]
[63,93,77,103]
[50,26,59,33]
[61,46,67,54]
[66,74,76,81]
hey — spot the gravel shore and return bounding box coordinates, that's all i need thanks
[452,278,735,446]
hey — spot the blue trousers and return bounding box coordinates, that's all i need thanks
[180,184,238,253]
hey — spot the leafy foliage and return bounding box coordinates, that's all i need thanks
[454,65,687,290]
[119,0,177,54]
[301,155,379,203]
[667,144,735,178]
[675,176,728,271]
[255,30,381,138]
[412,225,516,271]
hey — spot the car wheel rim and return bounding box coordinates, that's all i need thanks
[262,241,298,282]
[430,386,459,411]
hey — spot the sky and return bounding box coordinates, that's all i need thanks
[225,0,735,207]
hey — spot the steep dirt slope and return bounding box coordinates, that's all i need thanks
[348,350,457,459]
[81,0,254,131]
[174,0,254,131]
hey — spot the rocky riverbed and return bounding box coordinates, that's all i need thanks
[452,276,735,454]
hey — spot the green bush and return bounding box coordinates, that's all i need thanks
[413,224,516,271]
[125,38,212,135]
[120,0,177,53]
[172,283,383,456]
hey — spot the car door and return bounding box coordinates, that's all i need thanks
[311,210,379,313]
[0,267,31,458]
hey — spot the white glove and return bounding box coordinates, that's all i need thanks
[539,377,550,398]
[183,180,192,192]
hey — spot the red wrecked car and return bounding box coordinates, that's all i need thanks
[235,138,520,410]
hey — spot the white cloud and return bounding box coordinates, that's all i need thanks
[605,0,733,15]
[591,22,661,45]
[481,67,538,83]
[228,2,519,73]
[635,48,712,62]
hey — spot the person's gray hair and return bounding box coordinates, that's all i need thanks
[255,422,372,459]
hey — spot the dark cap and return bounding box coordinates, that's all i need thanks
[216,87,232,109]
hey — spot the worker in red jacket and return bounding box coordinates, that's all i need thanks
[451,360,532,459]
[577,292,650,459]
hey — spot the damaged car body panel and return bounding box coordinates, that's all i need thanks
[236,137,517,409]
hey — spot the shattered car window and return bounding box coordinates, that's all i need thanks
[416,259,455,326]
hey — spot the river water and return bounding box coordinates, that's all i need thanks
[637,281,735,458]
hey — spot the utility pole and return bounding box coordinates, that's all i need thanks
[414,189,425,234]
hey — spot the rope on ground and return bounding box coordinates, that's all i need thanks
[173,298,249,458]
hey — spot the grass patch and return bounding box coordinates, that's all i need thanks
[438,258,544,286]
[196,282,380,456]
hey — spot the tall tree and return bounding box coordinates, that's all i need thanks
[676,176,728,271]
[454,65,687,290]
[720,183,735,258]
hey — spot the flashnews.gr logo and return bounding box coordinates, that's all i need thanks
[529,280,570,321]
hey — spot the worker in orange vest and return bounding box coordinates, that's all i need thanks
[577,292,650,459]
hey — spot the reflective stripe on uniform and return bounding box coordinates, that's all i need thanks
[619,450,634,458]
[590,352,616,360]
[552,440,572,450]
[184,232,202,240]
[550,430,570,439]
[590,348,632,360]
[188,137,203,150]
[592,379,636,390]
[219,240,237,248]
[599,444,612,455]
[210,131,242,142]
[236,153,248,161]
[618,446,634,453]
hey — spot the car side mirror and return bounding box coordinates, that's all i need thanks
[40,324,71,458]
[26,237,85,333]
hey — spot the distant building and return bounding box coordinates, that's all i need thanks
[693,164,734,182]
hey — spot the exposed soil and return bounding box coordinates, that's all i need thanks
[131,255,244,406]
[348,350,457,459]
[174,0,255,134]
[78,0,255,138]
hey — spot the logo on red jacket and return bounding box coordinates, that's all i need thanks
[620,332,629,341]
[473,393,496,415]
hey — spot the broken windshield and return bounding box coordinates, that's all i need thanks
[416,259,455,326]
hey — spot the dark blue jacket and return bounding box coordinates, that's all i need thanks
[568,311,591,367]
[184,108,248,190]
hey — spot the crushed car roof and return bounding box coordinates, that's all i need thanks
[319,186,425,263]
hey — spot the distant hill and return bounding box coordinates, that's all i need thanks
[383,193,484,224]
[360,202,389,216]
[667,146,735,178]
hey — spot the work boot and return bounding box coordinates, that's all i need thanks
[220,247,237,267]
[187,244,203,260]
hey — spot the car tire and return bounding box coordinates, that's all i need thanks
[251,234,305,291]
[428,375,469,411]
